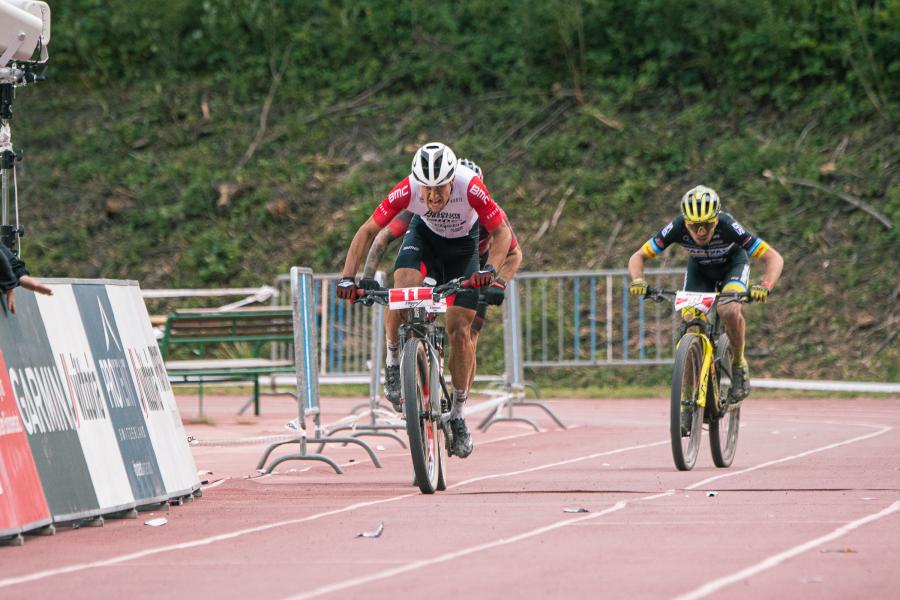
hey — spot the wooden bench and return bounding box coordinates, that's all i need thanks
[160,306,296,415]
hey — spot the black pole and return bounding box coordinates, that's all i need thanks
[0,82,12,121]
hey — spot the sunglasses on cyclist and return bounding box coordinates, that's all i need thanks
[685,219,717,234]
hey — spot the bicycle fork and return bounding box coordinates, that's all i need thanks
[679,333,716,410]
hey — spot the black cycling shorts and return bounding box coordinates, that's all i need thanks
[684,249,750,293]
[394,216,480,309]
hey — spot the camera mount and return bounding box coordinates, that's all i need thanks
[0,0,50,254]
[0,65,34,254]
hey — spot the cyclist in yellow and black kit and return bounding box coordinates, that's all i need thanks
[627,185,784,402]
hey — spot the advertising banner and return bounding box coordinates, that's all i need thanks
[72,284,167,505]
[0,291,99,521]
[0,350,51,537]
[108,284,199,496]
[35,285,136,513]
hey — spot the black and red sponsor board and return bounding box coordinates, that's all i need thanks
[0,349,51,537]
[0,292,99,522]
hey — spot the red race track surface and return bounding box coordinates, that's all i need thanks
[1,393,898,599]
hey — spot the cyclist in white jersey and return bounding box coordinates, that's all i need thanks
[337,142,512,458]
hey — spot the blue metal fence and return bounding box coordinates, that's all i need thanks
[273,268,685,380]
[515,268,684,368]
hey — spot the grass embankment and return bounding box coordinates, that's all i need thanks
[13,1,898,384]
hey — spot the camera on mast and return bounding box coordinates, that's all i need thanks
[0,0,51,68]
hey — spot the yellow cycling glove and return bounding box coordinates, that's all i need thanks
[629,278,648,297]
[750,281,772,303]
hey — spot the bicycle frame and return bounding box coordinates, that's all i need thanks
[678,331,716,410]
[647,287,750,471]
[654,289,749,416]
[399,306,451,419]
[355,277,470,492]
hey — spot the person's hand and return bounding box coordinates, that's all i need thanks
[2,288,14,314]
[357,277,382,292]
[18,276,53,296]
[750,281,771,303]
[629,278,648,297]
[468,264,495,289]
[482,280,506,306]
[336,277,357,300]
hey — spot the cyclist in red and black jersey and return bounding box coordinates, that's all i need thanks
[337,143,513,458]
[362,158,523,392]
[627,185,784,402]
[363,158,522,317]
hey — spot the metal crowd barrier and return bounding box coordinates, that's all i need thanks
[271,268,687,386]
[515,268,685,368]
[272,272,374,384]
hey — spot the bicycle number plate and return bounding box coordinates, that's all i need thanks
[388,287,447,312]
[674,291,717,314]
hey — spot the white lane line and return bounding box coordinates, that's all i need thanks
[0,433,650,590]
[674,500,900,600]
[0,493,418,589]
[282,501,630,600]
[283,423,894,599]
[5,419,888,591]
[284,489,676,600]
[448,439,669,490]
[685,425,892,491]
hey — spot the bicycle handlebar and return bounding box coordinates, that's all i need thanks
[354,277,472,306]
[645,288,752,303]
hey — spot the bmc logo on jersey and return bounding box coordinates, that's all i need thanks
[388,185,410,204]
[468,183,490,205]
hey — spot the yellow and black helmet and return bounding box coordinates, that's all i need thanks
[680,185,720,222]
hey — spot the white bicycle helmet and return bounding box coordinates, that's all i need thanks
[411,142,457,186]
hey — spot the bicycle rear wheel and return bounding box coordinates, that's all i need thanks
[670,335,705,471]
[402,338,441,494]
[709,333,741,467]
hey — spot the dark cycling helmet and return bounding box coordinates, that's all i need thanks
[457,157,484,181]
[680,185,720,222]
[411,142,457,187]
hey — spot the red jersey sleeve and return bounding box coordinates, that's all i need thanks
[372,177,412,227]
[466,177,503,231]
[388,210,413,238]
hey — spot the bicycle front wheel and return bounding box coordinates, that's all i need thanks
[670,335,705,471]
[401,338,441,494]
[709,333,741,467]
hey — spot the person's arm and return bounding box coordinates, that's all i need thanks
[497,244,523,283]
[483,222,512,274]
[727,215,784,297]
[340,217,384,279]
[362,227,399,279]
[628,249,650,281]
[19,275,53,296]
[756,246,784,289]
[628,220,677,295]
[465,177,509,281]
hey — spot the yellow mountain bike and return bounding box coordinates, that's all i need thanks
[645,288,751,471]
